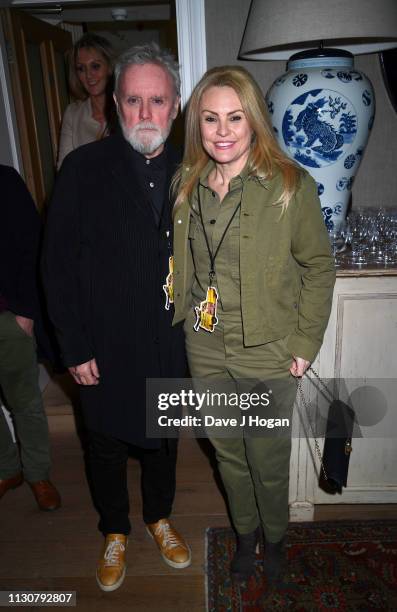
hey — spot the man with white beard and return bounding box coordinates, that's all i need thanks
[43,43,190,592]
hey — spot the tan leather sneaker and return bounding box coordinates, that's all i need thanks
[96,534,127,592]
[146,518,191,569]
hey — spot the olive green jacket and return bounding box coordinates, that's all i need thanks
[173,168,336,362]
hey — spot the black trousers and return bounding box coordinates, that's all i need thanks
[87,429,178,536]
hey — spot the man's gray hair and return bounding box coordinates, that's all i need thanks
[114,42,181,97]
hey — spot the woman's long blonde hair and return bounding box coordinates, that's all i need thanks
[173,65,301,212]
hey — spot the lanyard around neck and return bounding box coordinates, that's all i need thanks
[196,183,242,284]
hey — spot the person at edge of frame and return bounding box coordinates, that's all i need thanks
[0,164,61,512]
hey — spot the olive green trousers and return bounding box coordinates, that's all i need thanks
[185,311,297,543]
[0,311,51,481]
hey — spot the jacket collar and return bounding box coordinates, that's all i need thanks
[198,159,268,191]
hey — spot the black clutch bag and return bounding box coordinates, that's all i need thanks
[320,399,354,493]
[297,369,355,494]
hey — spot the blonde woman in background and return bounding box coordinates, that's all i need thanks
[57,33,116,169]
[172,66,335,584]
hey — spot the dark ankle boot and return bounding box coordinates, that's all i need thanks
[230,527,260,580]
[263,537,285,583]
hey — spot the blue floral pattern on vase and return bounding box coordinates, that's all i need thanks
[336,177,353,191]
[321,69,363,83]
[350,71,363,81]
[362,90,372,106]
[267,59,374,230]
[368,115,374,130]
[344,154,356,169]
[337,72,352,83]
[316,182,324,196]
[321,69,335,79]
[282,89,357,168]
[275,75,287,86]
[322,203,343,230]
[292,73,308,87]
[322,206,334,230]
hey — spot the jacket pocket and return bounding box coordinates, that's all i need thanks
[262,262,300,331]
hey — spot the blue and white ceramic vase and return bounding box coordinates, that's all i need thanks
[266,50,375,230]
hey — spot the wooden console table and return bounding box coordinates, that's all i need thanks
[289,265,397,520]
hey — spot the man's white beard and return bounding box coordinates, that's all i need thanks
[120,119,172,156]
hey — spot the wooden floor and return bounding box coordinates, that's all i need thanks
[1,373,396,611]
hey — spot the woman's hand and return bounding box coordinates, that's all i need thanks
[69,358,100,385]
[290,356,310,377]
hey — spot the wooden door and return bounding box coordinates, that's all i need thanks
[1,8,71,210]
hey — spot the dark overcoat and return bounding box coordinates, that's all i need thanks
[43,133,186,448]
[0,165,41,319]
[0,165,58,364]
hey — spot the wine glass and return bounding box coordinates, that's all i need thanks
[345,216,368,264]
[328,221,347,266]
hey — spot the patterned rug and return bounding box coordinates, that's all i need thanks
[205,520,397,611]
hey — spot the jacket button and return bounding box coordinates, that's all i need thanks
[293,302,298,309]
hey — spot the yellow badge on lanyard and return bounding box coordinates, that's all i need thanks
[163,255,174,310]
[194,286,219,333]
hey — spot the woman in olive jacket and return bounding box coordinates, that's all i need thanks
[172,66,335,583]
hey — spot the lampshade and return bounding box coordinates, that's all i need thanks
[239,0,397,60]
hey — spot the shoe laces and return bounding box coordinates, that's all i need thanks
[155,522,184,550]
[104,538,125,566]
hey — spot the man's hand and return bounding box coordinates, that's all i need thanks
[69,359,100,386]
[290,356,310,378]
[15,315,34,337]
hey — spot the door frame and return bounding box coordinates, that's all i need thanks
[0,16,22,171]
[175,0,207,108]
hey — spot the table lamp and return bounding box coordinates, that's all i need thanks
[239,0,397,229]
